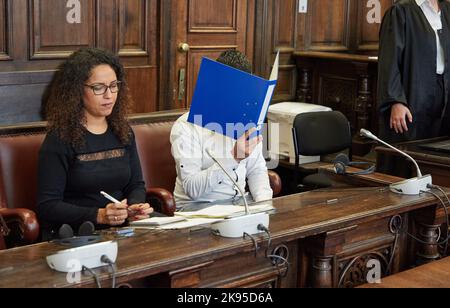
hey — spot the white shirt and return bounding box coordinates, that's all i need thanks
[170,113,273,208]
[416,0,445,74]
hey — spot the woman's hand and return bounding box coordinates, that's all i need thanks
[127,203,153,222]
[391,103,413,134]
[97,200,129,226]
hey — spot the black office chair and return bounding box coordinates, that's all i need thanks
[292,111,352,190]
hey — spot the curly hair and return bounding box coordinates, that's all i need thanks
[216,50,252,74]
[45,48,132,148]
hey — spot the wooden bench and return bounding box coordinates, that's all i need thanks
[360,257,450,288]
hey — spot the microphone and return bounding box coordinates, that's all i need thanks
[360,129,432,195]
[78,221,96,237]
[54,222,100,248]
[58,224,74,239]
[205,148,270,238]
[206,148,250,215]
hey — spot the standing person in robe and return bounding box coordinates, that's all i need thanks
[377,0,450,175]
[378,0,450,143]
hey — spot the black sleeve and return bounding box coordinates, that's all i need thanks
[37,133,98,226]
[378,5,408,113]
[123,132,146,205]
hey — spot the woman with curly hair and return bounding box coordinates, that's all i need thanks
[37,48,153,239]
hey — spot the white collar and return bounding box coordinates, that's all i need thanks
[416,0,441,13]
[415,0,428,6]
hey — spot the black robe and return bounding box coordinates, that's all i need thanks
[378,0,450,143]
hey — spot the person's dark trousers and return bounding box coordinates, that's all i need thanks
[377,74,447,177]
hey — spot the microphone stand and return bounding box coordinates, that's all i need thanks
[360,129,432,195]
[206,149,270,238]
[206,149,250,215]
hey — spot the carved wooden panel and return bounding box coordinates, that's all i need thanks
[319,75,357,130]
[30,0,95,59]
[118,0,148,57]
[338,251,390,288]
[273,0,296,52]
[306,0,351,51]
[188,0,237,32]
[356,0,394,51]
[0,0,9,60]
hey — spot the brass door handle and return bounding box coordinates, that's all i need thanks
[178,43,190,53]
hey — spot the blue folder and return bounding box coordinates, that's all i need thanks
[188,53,279,140]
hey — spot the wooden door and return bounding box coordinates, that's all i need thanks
[164,0,253,109]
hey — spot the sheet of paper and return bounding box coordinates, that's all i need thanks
[158,218,223,230]
[129,216,186,226]
[175,203,275,219]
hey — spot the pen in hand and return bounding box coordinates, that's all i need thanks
[100,191,142,216]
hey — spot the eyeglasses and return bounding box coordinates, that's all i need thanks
[84,81,122,96]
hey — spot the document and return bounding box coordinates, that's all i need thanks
[129,216,187,227]
[175,203,275,219]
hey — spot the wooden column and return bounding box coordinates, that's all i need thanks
[416,222,441,265]
[297,68,312,103]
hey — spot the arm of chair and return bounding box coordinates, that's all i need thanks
[146,188,176,217]
[268,170,282,197]
[0,208,40,246]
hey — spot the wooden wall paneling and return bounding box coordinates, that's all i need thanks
[159,0,177,111]
[305,0,352,51]
[356,0,393,52]
[245,0,255,65]
[272,0,297,101]
[126,66,157,114]
[273,0,296,53]
[254,0,298,102]
[118,0,147,57]
[276,62,297,102]
[0,0,11,61]
[30,0,96,59]
[96,0,117,52]
[116,0,158,114]
[0,71,55,125]
[253,0,271,78]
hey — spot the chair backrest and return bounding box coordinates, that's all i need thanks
[133,122,177,193]
[293,111,352,157]
[0,133,46,213]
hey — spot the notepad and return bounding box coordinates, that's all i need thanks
[129,216,187,227]
[188,52,279,140]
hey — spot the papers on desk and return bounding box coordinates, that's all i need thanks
[158,218,223,230]
[134,203,275,230]
[175,203,275,219]
[129,216,187,227]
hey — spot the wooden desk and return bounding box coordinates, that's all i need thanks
[0,174,448,288]
[360,257,450,288]
[375,137,450,188]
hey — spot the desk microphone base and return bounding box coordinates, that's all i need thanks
[390,175,433,195]
[47,241,118,273]
[211,212,270,238]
